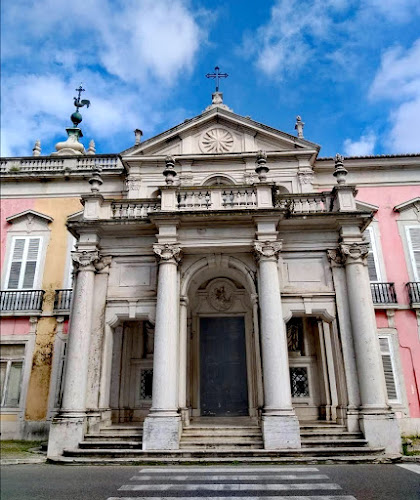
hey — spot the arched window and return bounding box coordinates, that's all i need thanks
[203,175,235,186]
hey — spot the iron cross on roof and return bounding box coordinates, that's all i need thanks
[206,66,228,92]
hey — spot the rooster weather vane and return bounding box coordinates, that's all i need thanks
[70,84,91,128]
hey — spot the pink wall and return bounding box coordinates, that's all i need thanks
[1,317,31,336]
[1,198,35,270]
[358,186,420,417]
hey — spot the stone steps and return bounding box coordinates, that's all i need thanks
[301,439,368,448]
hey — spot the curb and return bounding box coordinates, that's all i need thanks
[1,457,47,466]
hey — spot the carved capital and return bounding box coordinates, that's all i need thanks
[153,243,182,263]
[298,171,314,185]
[327,248,345,267]
[253,240,282,261]
[71,250,100,271]
[340,242,369,263]
[94,255,112,273]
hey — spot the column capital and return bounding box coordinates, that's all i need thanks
[327,248,345,267]
[153,243,182,264]
[71,250,100,272]
[94,255,112,273]
[340,242,369,264]
[253,240,282,262]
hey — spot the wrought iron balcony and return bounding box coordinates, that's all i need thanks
[54,289,73,311]
[0,290,45,312]
[406,282,420,305]
[370,282,397,304]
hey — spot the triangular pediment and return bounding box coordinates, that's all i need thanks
[121,107,319,158]
[6,209,54,224]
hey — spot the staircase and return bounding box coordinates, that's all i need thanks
[56,419,391,464]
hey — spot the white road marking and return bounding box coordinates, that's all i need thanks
[119,482,342,491]
[108,496,357,500]
[397,463,420,475]
[137,466,320,473]
[130,473,329,481]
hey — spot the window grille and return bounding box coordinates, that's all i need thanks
[290,367,309,397]
[139,369,153,400]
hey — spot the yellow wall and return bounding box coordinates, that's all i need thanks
[25,198,81,420]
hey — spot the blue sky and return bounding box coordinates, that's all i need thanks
[1,0,420,158]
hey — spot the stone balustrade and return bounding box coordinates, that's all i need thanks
[111,200,161,219]
[1,155,122,175]
[275,192,334,213]
[177,186,257,210]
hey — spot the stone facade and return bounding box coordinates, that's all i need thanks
[1,99,419,456]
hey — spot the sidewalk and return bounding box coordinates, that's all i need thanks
[1,441,47,466]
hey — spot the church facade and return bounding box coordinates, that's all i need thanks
[1,93,419,459]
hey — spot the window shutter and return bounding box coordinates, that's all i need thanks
[7,237,41,289]
[407,226,420,281]
[379,337,398,402]
[364,228,380,281]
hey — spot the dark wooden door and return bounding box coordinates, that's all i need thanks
[200,316,248,416]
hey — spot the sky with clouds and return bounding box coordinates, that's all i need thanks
[1,0,420,158]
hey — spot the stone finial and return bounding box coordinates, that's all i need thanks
[295,116,305,138]
[87,139,96,155]
[32,140,41,156]
[333,153,348,185]
[255,150,269,182]
[134,129,143,145]
[88,165,103,192]
[163,156,177,185]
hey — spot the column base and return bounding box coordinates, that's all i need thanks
[142,415,181,450]
[262,414,301,450]
[360,411,401,454]
[47,413,86,458]
[346,408,361,433]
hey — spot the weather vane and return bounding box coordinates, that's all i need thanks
[206,66,228,92]
[71,84,91,128]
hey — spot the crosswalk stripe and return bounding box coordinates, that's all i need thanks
[108,496,357,500]
[137,466,320,473]
[397,463,420,475]
[131,473,329,481]
[119,482,342,491]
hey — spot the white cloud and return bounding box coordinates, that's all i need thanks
[343,132,376,156]
[0,0,207,156]
[369,39,420,153]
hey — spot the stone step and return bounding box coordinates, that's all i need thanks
[300,431,362,438]
[85,433,142,442]
[302,439,369,448]
[97,429,143,436]
[180,436,263,445]
[182,429,262,437]
[79,441,142,449]
[63,446,384,459]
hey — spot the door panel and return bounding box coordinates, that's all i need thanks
[200,316,248,416]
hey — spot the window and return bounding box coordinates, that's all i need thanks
[5,237,41,289]
[406,226,420,281]
[0,345,25,407]
[364,227,381,281]
[378,336,399,403]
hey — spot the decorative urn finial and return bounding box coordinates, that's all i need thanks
[89,164,103,193]
[32,139,41,156]
[163,156,177,185]
[134,129,143,145]
[87,139,96,155]
[295,115,305,138]
[255,150,269,182]
[333,153,348,185]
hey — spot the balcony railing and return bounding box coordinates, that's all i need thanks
[0,290,45,312]
[370,282,397,304]
[274,192,334,213]
[177,186,258,210]
[54,289,73,311]
[406,282,420,305]
[111,200,161,219]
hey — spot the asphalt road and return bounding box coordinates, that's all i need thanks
[1,464,419,500]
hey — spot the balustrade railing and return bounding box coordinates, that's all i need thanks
[0,290,45,312]
[1,155,121,174]
[177,186,257,210]
[275,192,333,213]
[406,282,420,305]
[111,200,161,219]
[54,289,73,311]
[370,282,397,304]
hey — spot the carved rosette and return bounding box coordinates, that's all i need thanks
[71,250,100,272]
[253,240,282,262]
[340,243,369,264]
[153,243,182,264]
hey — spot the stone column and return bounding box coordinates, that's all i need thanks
[86,256,112,429]
[178,296,189,425]
[254,241,301,449]
[47,249,98,458]
[327,249,361,431]
[142,243,181,450]
[341,242,401,454]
